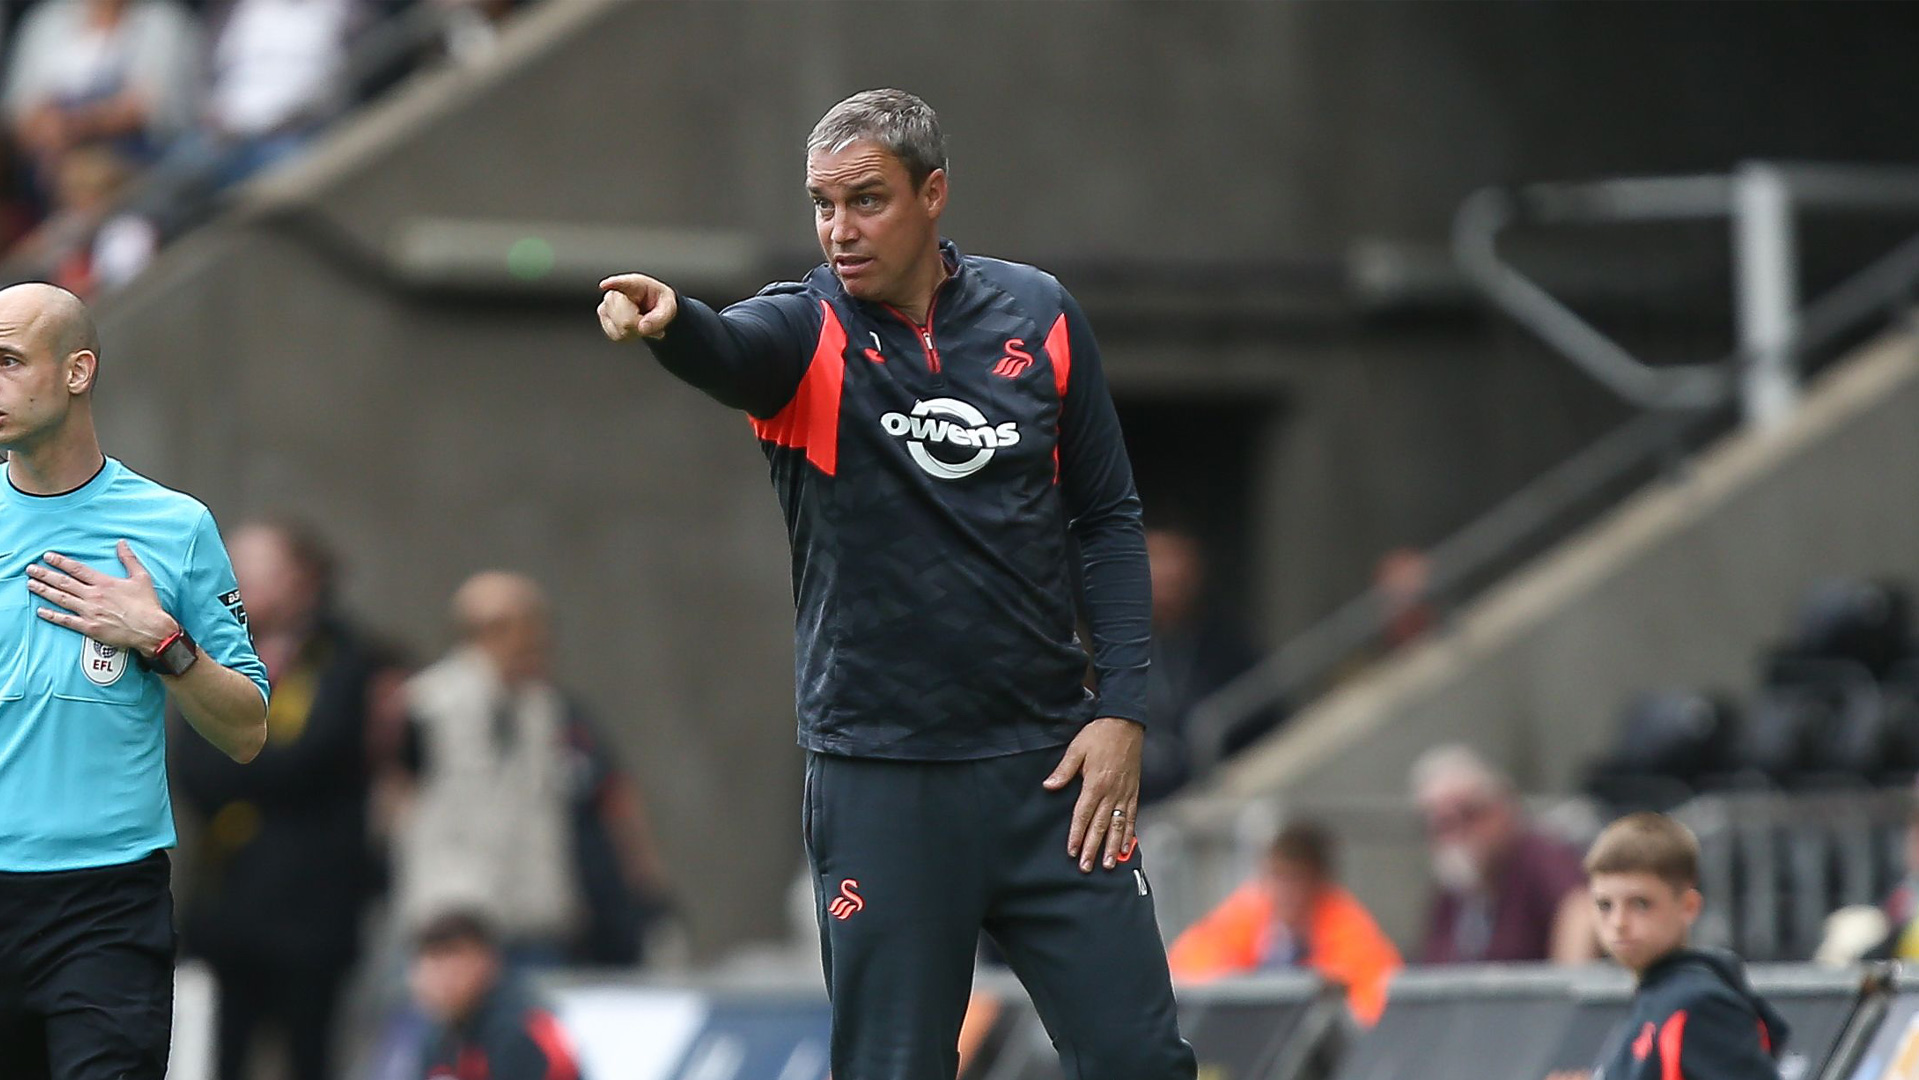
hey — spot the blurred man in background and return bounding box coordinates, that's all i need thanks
[397,571,669,966]
[137,0,361,239]
[1374,547,1435,653]
[172,517,408,1080]
[4,0,202,195]
[410,910,583,1080]
[1168,821,1401,1026]
[1140,525,1271,803]
[1412,745,1598,965]
[7,143,156,297]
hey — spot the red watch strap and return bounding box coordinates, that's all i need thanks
[148,629,185,662]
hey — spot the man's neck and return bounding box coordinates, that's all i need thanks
[884,245,950,326]
[5,427,106,496]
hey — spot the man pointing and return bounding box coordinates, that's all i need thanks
[600,90,1193,1078]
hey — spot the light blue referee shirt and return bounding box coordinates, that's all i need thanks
[0,457,269,871]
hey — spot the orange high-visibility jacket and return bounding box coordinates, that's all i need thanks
[1167,883,1403,1026]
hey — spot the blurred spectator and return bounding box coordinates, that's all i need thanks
[1140,526,1272,803]
[1375,547,1435,652]
[137,0,360,235]
[4,0,202,194]
[1412,745,1598,965]
[207,0,356,147]
[1872,802,1919,960]
[172,517,409,1080]
[430,0,515,64]
[410,910,585,1080]
[6,143,156,295]
[0,140,39,252]
[1168,820,1402,1025]
[398,571,670,966]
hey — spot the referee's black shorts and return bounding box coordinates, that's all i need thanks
[804,745,1197,1080]
[0,851,176,1080]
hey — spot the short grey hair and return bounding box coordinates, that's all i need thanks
[806,89,947,188]
[1410,744,1514,804]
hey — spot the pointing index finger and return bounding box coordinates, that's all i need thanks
[599,274,649,294]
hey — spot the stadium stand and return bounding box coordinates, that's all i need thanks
[23,3,1917,1075]
[0,0,536,296]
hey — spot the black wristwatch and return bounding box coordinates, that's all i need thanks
[137,626,199,677]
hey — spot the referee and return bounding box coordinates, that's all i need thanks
[600,91,1195,1078]
[0,283,270,1079]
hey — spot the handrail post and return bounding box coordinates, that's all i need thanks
[1733,163,1801,428]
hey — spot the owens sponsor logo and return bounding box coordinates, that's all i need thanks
[879,398,1021,480]
[828,879,864,920]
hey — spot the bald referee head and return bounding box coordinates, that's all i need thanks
[0,282,102,469]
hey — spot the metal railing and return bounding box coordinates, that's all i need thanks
[1679,788,1913,963]
[1185,163,1919,772]
[1456,163,1919,424]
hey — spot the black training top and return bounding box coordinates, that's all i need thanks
[1593,948,1788,1080]
[646,239,1150,760]
[419,975,580,1080]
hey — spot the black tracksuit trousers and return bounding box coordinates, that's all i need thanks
[804,746,1197,1080]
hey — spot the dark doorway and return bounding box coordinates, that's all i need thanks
[1116,393,1284,637]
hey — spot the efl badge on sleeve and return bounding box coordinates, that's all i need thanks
[221,589,248,628]
[81,638,128,686]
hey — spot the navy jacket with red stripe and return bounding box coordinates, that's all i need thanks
[646,239,1149,760]
[1594,949,1788,1080]
[420,977,581,1080]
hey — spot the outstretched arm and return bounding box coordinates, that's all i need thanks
[599,274,818,419]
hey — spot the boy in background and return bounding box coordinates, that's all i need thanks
[1551,813,1787,1080]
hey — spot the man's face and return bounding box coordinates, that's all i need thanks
[1147,530,1203,628]
[806,140,945,308]
[1591,871,1699,974]
[1420,780,1514,888]
[1265,856,1322,933]
[229,527,322,637]
[0,303,83,453]
[474,603,551,685]
[409,940,499,1024]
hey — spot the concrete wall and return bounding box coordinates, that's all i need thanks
[1203,328,1919,946]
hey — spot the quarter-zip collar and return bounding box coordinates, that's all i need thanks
[809,239,965,379]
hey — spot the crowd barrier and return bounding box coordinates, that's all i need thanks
[972,970,1344,1080]
[161,960,1915,1080]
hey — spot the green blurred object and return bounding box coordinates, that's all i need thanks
[506,236,556,280]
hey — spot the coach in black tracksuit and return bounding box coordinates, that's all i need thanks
[598,90,1195,1080]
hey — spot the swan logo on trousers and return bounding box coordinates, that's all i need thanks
[828,879,864,920]
[879,398,1021,480]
